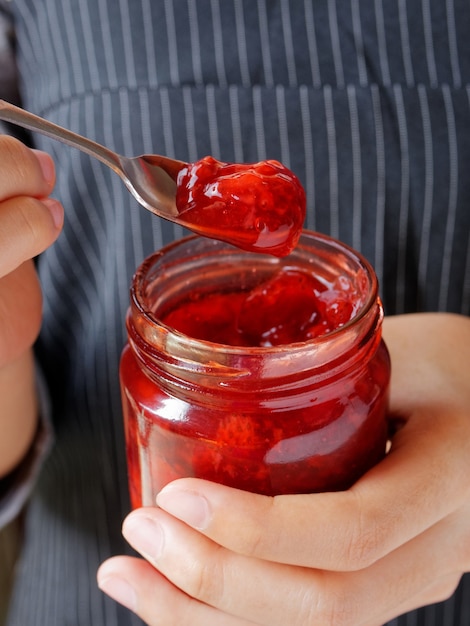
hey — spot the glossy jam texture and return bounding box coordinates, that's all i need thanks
[175,156,306,257]
[161,268,361,346]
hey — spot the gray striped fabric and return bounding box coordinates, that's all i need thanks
[4,0,470,624]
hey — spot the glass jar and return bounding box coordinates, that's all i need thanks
[120,231,391,508]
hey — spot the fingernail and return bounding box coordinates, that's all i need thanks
[42,197,64,229]
[122,513,164,561]
[98,576,137,612]
[157,488,211,530]
[33,149,55,185]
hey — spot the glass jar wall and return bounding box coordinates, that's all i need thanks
[120,231,391,507]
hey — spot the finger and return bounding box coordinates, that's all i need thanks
[97,556,257,626]
[122,508,314,626]
[0,136,56,200]
[121,506,467,626]
[156,408,470,573]
[354,509,468,625]
[156,316,470,572]
[0,195,63,278]
[370,572,462,626]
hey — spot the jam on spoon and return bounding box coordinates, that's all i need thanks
[175,156,306,257]
[0,100,305,257]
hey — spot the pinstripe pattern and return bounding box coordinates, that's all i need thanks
[4,1,470,624]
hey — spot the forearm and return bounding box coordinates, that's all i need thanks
[0,349,38,478]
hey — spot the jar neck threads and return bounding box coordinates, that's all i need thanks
[127,232,383,402]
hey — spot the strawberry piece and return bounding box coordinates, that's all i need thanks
[237,269,327,346]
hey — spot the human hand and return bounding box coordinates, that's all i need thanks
[0,135,63,476]
[98,313,470,626]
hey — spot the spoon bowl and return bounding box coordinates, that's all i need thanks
[0,99,187,222]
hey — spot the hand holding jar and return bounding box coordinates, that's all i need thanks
[98,312,470,626]
[0,136,63,477]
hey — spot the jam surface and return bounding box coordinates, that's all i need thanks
[161,268,360,346]
[175,156,306,257]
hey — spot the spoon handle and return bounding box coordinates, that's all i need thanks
[0,99,123,175]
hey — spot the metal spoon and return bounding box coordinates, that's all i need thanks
[0,99,186,223]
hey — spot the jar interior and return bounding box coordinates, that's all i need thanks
[136,233,373,333]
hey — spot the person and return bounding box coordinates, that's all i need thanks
[0,1,469,624]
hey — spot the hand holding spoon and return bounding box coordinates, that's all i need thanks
[0,99,305,256]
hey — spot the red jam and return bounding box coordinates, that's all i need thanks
[120,233,391,507]
[175,156,306,257]
[161,268,359,347]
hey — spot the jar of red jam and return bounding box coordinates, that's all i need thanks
[120,231,390,508]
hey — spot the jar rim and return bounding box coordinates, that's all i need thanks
[129,230,381,360]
